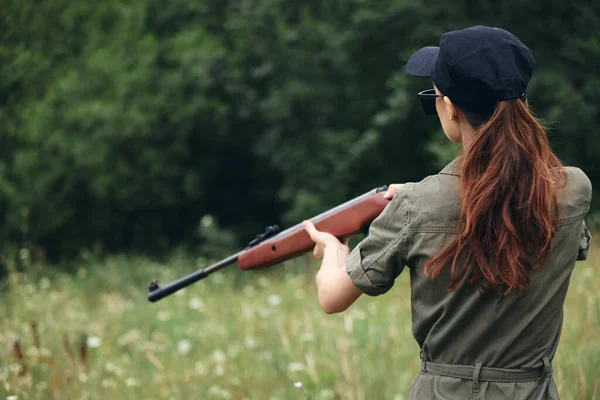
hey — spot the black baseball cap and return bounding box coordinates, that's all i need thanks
[406,26,535,116]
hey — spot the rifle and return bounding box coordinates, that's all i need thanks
[148,186,390,302]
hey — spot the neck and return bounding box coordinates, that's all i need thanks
[459,119,477,152]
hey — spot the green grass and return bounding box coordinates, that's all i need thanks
[0,244,598,400]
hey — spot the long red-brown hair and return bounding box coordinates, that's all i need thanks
[425,99,567,294]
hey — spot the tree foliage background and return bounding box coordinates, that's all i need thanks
[1,0,599,261]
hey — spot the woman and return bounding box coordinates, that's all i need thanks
[303,26,592,399]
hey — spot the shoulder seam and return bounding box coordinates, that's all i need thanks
[438,172,460,177]
[558,212,588,227]
[407,226,459,234]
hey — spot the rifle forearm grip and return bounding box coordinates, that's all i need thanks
[237,188,390,270]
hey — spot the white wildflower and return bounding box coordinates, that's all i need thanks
[6,396,18,400]
[157,311,171,321]
[294,381,303,388]
[243,285,256,297]
[25,347,40,358]
[105,362,124,377]
[78,373,88,383]
[177,340,191,355]
[394,395,405,400]
[39,278,51,290]
[19,248,30,262]
[258,277,269,288]
[125,377,139,387]
[86,336,102,348]
[244,335,257,349]
[8,365,22,375]
[188,297,204,310]
[200,215,214,228]
[101,379,117,388]
[300,332,315,343]
[215,365,225,376]
[212,350,226,363]
[287,362,306,372]
[175,288,186,296]
[268,294,282,307]
[316,389,335,400]
[208,386,231,399]
[368,303,378,314]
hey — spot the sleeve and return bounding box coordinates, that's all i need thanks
[345,190,407,296]
[577,221,592,261]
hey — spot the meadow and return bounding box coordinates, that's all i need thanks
[0,241,598,400]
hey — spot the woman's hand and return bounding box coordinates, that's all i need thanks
[302,220,361,314]
[383,184,404,200]
[302,220,349,259]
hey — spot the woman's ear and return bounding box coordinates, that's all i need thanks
[443,96,458,121]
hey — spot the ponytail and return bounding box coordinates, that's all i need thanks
[425,99,567,294]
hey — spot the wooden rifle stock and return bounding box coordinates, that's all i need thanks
[238,186,390,270]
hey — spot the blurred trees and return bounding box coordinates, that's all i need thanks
[0,0,598,260]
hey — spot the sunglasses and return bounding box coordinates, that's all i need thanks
[418,89,443,115]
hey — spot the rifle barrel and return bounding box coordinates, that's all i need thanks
[148,253,241,302]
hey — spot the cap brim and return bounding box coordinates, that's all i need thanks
[406,46,439,77]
